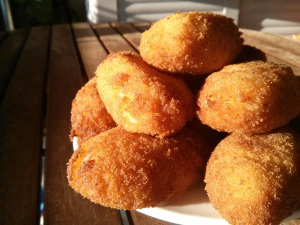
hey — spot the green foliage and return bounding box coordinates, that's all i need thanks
[27,0,53,25]
[9,0,63,28]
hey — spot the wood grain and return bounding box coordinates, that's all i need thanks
[111,22,143,51]
[72,22,108,79]
[283,219,300,225]
[0,26,49,225]
[132,22,151,32]
[241,29,300,75]
[241,28,300,55]
[44,24,123,225]
[0,29,28,102]
[92,23,137,53]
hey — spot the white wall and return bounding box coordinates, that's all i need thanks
[86,0,300,35]
[238,0,300,35]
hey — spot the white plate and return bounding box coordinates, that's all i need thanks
[138,181,227,225]
[138,182,300,225]
[72,137,300,225]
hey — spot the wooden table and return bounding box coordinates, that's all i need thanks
[0,22,299,225]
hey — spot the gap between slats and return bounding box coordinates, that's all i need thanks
[44,23,124,225]
[0,26,50,225]
[0,29,29,103]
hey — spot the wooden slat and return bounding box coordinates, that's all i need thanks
[44,24,123,225]
[240,29,300,55]
[72,22,108,79]
[264,54,300,76]
[241,29,300,74]
[130,211,172,225]
[242,33,300,67]
[284,219,300,225]
[92,23,137,53]
[0,26,49,224]
[132,22,151,32]
[0,29,28,102]
[111,22,143,51]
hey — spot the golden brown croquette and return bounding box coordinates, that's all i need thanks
[70,77,116,146]
[96,51,195,137]
[68,126,211,210]
[205,127,300,225]
[197,61,300,134]
[139,11,243,75]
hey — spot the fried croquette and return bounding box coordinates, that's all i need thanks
[205,127,300,225]
[70,77,116,146]
[139,11,243,75]
[67,126,210,210]
[197,61,300,134]
[95,51,195,137]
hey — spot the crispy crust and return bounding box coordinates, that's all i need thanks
[197,61,300,134]
[139,11,243,75]
[70,77,116,146]
[95,51,195,137]
[67,126,211,210]
[205,127,300,225]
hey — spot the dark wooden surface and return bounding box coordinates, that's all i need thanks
[0,29,28,101]
[0,22,299,225]
[0,26,49,224]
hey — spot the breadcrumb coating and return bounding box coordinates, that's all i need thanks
[70,77,116,146]
[139,11,243,75]
[197,61,300,134]
[96,51,195,137]
[68,126,210,210]
[205,127,300,225]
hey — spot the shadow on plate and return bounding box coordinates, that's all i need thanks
[168,181,210,207]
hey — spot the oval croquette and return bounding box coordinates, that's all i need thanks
[139,11,243,75]
[197,61,300,134]
[205,127,300,225]
[96,51,195,137]
[70,77,116,146]
[68,126,211,210]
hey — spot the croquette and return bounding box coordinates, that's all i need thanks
[70,77,116,146]
[197,61,300,134]
[205,127,300,225]
[139,11,243,75]
[68,126,211,210]
[96,51,195,137]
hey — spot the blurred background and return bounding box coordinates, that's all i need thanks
[1,0,300,36]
